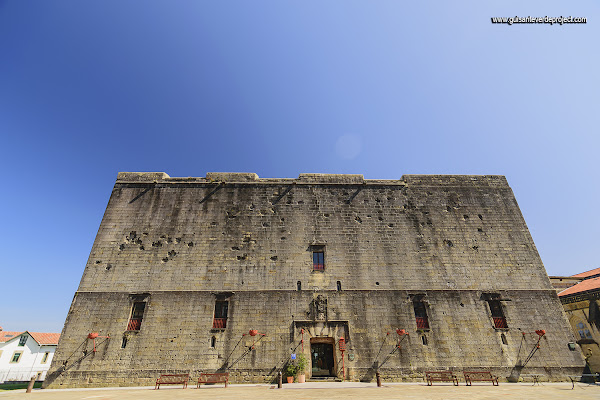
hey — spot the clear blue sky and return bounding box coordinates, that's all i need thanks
[1,1,598,333]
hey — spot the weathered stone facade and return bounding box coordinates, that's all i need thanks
[44,172,584,387]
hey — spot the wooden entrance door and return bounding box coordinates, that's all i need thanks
[311,342,334,377]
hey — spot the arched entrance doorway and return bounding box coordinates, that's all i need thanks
[310,337,335,377]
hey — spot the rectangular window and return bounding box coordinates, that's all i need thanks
[41,352,49,364]
[313,251,325,271]
[18,335,27,346]
[488,299,508,329]
[213,300,228,329]
[127,302,146,331]
[413,299,430,330]
[11,351,23,363]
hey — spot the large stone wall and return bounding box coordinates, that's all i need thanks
[44,172,584,387]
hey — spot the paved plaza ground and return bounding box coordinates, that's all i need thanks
[1,381,598,400]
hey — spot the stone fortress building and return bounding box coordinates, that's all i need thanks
[44,172,584,387]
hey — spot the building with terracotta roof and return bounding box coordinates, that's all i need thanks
[0,329,60,383]
[558,268,600,374]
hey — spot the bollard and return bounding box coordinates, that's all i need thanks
[26,376,36,393]
[376,371,382,387]
[278,371,282,388]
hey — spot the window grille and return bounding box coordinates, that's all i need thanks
[413,298,430,330]
[488,299,508,329]
[127,302,146,331]
[313,251,325,271]
[213,300,228,329]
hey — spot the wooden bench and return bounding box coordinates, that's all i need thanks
[155,373,189,389]
[197,372,229,388]
[568,374,599,389]
[463,371,499,386]
[520,374,542,386]
[425,371,459,386]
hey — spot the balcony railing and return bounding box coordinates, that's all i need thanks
[416,316,430,329]
[493,317,508,329]
[313,263,324,271]
[127,318,142,331]
[213,318,227,329]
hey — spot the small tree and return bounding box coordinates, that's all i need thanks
[295,353,308,375]
[285,362,298,378]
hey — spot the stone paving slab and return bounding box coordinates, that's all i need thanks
[1,382,599,400]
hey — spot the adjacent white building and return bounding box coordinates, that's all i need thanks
[0,329,60,383]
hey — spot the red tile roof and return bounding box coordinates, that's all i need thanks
[572,267,600,278]
[0,331,60,345]
[29,332,61,345]
[559,276,600,297]
[0,331,23,343]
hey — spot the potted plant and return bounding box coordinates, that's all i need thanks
[296,353,308,383]
[285,363,297,383]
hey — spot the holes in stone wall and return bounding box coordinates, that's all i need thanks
[237,254,247,261]
[232,246,240,251]
[188,242,194,247]
[478,214,483,220]
[152,241,162,247]
[375,282,380,286]
[105,264,112,271]
[121,337,128,349]
[421,335,428,345]
[95,260,101,264]
[119,244,125,251]
[242,234,256,244]
[463,215,469,220]
[477,228,483,233]
[355,216,362,223]
[280,236,286,241]
[444,240,454,247]
[337,281,342,291]
[270,255,278,261]
[472,246,478,251]
[501,333,508,345]
[297,281,302,291]
[211,336,216,348]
